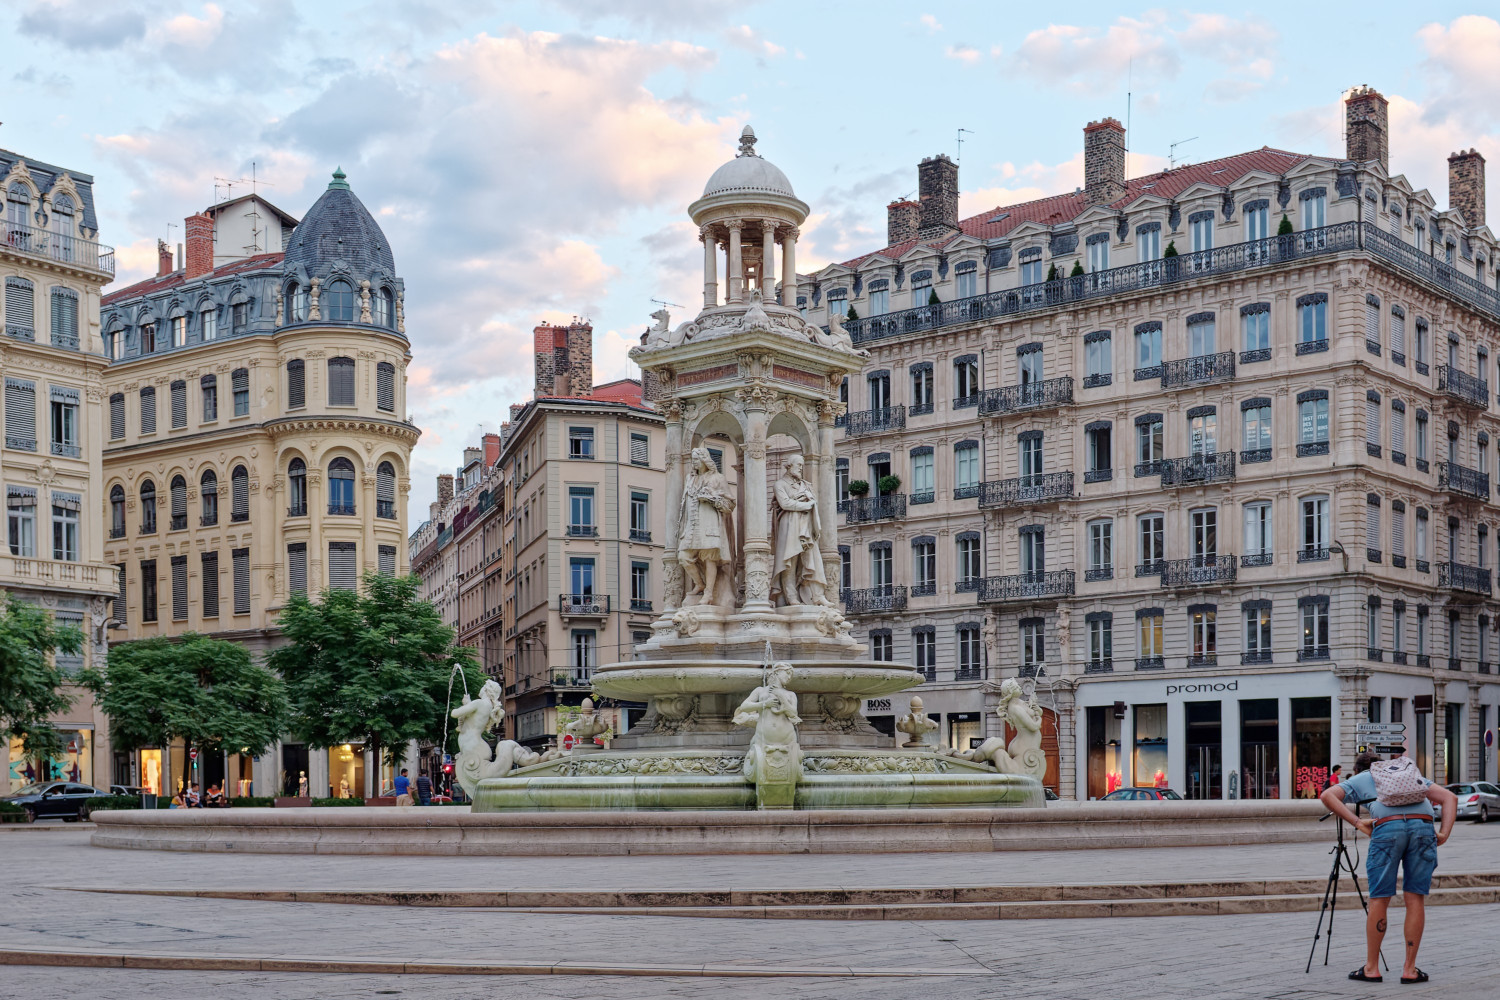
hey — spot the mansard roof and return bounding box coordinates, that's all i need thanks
[281,168,396,282]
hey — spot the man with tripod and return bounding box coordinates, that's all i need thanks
[1319,751,1457,985]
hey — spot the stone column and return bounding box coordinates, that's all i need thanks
[700,226,718,309]
[362,464,377,575]
[662,405,686,612]
[308,469,324,591]
[727,221,745,304]
[781,227,799,307]
[816,400,840,590]
[761,221,776,296]
[741,406,773,611]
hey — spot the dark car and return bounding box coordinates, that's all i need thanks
[1101,786,1183,801]
[110,785,148,797]
[4,782,102,822]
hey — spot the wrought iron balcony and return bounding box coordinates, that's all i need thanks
[109,526,126,539]
[1159,452,1235,486]
[1085,659,1113,673]
[558,593,611,616]
[1241,650,1273,665]
[845,493,906,524]
[1241,552,1272,567]
[1135,656,1164,670]
[978,570,1075,603]
[377,500,397,519]
[629,599,653,613]
[1438,561,1492,596]
[1160,555,1237,588]
[566,524,599,537]
[1160,351,1235,389]
[327,503,356,516]
[170,514,187,531]
[956,666,986,681]
[200,514,217,527]
[978,471,1073,509]
[232,510,251,523]
[50,442,81,458]
[1084,567,1113,582]
[844,405,905,437]
[1437,365,1490,409]
[2,219,116,277]
[910,581,936,597]
[629,528,652,542]
[287,503,307,517]
[1298,547,1330,562]
[977,376,1074,416]
[842,585,908,615]
[1438,461,1489,500]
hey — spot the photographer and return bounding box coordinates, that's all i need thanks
[1319,750,1457,985]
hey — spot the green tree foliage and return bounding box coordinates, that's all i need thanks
[0,597,81,762]
[1163,241,1179,258]
[1046,263,1059,281]
[927,289,940,305]
[844,305,858,321]
[271,573,485,768]
[1278,214,1294,235]
[80,633,286,765]
[1070,261,1085,276]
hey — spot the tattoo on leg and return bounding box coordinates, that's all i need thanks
[1407,940,1416,949]
[1376,919,1387,932]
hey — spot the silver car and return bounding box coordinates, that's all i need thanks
[1446,782,1500,823]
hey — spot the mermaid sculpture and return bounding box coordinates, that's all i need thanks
[450,679,540,798]
[732,659,802,809]
[942,679,1046,780]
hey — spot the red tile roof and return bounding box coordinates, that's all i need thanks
[102,252,284,305]
[841,146,1314,268]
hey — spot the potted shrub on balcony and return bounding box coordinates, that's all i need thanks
[1162,240,1180,281]
[847,479,870,497]
[876,474,901,495]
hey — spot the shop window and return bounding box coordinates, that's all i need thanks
[1240,699,1280,799]
[1291,697,1332,798]
[1133,703,1168,790]
[1086,705,1123,799]
[1184,702,1223,800]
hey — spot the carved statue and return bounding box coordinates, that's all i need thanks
[565,697,610,746]
[449,679,540,797]
[643,307,683,349]
[812,308,870,356]
[896,695,940,748]
[732,660,802,808]
[771,454,830,606]
[677,446,737,608]
[944,679,1046,780]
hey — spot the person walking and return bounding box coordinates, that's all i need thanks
[1319,751,1458,985]
[393,768,413,807]
[416,771,433,806]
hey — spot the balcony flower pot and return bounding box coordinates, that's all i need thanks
[876,474,901,495]
[847,479,870,497]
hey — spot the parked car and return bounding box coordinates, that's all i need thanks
[3,782,103,822]
[1101,787,1184,801]
[1446,782,1500,823]
[110,785,148,797]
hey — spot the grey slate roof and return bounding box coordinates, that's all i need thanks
[0,146,101,232]
[281,167,395,279]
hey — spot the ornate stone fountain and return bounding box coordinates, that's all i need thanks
[459,127,1044,812]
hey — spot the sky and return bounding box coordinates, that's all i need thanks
[7,1,1500,515]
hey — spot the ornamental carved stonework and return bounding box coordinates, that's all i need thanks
[802,754,957,774]
[555,754,744,777]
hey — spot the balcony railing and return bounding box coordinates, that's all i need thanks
[843,585,908,615]
[566,524,599,537]
[629,528,652,542]
[978,471,1073,509]
[2,220,116,277]
[200,514,217,527]
[1085,659,1113,673]
[1436,365,1490,409]
[109,526,126,539]
[629,599,653,613]
[846,493,906,524]
[1159,452,1235,486]
[911,581,936,597]
[377,500,396,519]
[1160,555,1237,588]
[1438,461,1489,500]
[50,442,81,458]
[1438,561,1492,596]
[977,377,1074,416]
[978,570,1075,603]
[169,514,187,531]
[558,593,611,616]
[327,503,356,516]
[287,503,307,517]
[845,405,905,437]
[1160,351,1235,389]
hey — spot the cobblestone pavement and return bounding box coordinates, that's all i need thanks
[0,826,1495,999]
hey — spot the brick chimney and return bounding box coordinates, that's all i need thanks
[482,432,501,467]
[887,199,920,245]
[1084,118,1127,207]
[156,239,174,277]
[1345,86,1389,173]
[436,473,454,510]
[533,318,594,398]
[917,155,959,239]
[1449,149,1486,229]
[184,212,214,280]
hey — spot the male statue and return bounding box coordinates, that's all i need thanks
[677,445,736,608]
[772,454,830,606]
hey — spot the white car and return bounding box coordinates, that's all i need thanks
[1446,782,1500,823]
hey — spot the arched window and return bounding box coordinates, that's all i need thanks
[286,281,307,322]
[231,465,249,521]
[372,287,393,328]
[327,356,355,406]
[139,480,157,534]
[288,458,307,516]
[169,475,187,530]
[200,469,218,525]
[109,485,126,538]
[7,183,31,230]
[325,279,355,322]
[376,362,395,412]
[105,324,123,360]
[51,193,74,241]
[376,461,396,519]
[328,457,356,514]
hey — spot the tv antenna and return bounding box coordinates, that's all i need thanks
[956,128,974,164]
[1169,137,1198,170]
[213,161,274,203]
[650,298,683,310]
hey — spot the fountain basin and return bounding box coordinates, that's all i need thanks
[591,659,923,700]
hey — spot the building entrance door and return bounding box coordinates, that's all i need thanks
[1185,701,1222,799]
[1239,698,1279,799]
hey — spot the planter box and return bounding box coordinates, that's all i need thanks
[274,797,311,808]
[365,796,396,807]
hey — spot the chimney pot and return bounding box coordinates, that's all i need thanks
[156,239,174,278]
[1448,148,1486,229]
[1344,85,1389,173]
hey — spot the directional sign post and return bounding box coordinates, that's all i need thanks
[1355,722,1407,755]
[1355,723,1407,736]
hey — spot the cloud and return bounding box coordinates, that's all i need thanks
[1418,16,1500,130]
[945,44,982,65]
[11,66,74,96]
[723,24,784,59]
[16,0,147,50]
[546,0,751,32]
[920,14,942,33]
[145,0,301,85]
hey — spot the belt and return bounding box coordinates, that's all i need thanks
[1372,814,1435,828]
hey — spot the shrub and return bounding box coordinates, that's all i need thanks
[312,796,365,807]
[230,796,275,808]
[1163,241,1179,258]
[927,289,940,305]
[1070,261,1085,276]
[1046,263,1059,281]
[84,795,148,814]
[877,475,902,494]
[845,305,858,321]
[0,801,27,822]
[846,479,870,497]
[1278,214,1294,235]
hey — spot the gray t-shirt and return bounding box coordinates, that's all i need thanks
[1338,769,1435,820]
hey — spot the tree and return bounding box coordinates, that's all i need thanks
[0,597,82,768]
[927,288,940,305]
[845,305,859,321]
[1070,261,1085,276]
[1163,240,1179,258]
[1046,263,1059,281]
[272,573,485,771]
[80,633,286,792]
[1278,214,1294,236]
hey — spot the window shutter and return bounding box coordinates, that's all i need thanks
[1365,301,1380,345]
[171,556,188,620]
[109,393,125,440]
[376,362,394,411]
[377,464,394,504]
[1365,398,1380,445]
[232,547,250,614]
[231,368,249,416]
[4,278,35,338]
[1392,406,1405,452]
[287,543,307,595]
[1367,499,1381,548]
[51,289,78,346]
[171,478,186,518]
[140,387,156,433]
[378,544,396,576]
[630,434,648,465]
[231,466,248,519]
[328,357,355,406]
[287,360,305,409]
[1391,312,1405,354]
[113,563,127,623]
[201,552,219,617]
[1392,509,1405,557]
[328,541,357,591]
[4,378,36,450]
[170,380,187,428]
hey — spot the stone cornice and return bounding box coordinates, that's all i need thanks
[263,414,421,444]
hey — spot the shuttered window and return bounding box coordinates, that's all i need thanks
[378,544,396,576]
[113,563,127,624]
[376,362,394,411]
[231,465,249,521]
[170,475,187,529]
[200,470,218,525]
[201,552,219,618]
[287,543,307,596]
[328,541,357,591]
[141,559,157,622]
[109,393,125,440]
[232,547,250,614]
[50,288,78,348]
[1391,402,1406,454]
[5,278,35,340]
[1366,497,1381,550]
[201,375,217,421]
[328,357,355,406]
[171,556,188,621]
[170,380,187,428]
[1365,394,1380,447]
[1365,298,1380,346]
[140,386,156,434]
[5,378,36,451]
[376,461,395,519]
[286,360,305,409]
[630,433,648,465]
[1392,506,1406,558]
[231,368,249,416]
[1391,309,1406,355]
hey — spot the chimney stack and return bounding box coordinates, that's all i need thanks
[436,473,455,510]
[482,432,501,467]
[156,239,174,278]
[533,318,594,398]
[1083,118,1127,207]
[184,212,214,279]
[1449,149,1486,229]
[887,199,920,245]
[916,155,959,239]
[1344,86,1389,173]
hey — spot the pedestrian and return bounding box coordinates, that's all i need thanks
[416,770,433,806]
[394,768,413,807]
[1330,764,1343,785]
[1319,751,1458,985]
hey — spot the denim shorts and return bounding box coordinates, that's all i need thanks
[1366,818,1437,898]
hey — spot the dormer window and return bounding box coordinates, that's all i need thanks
[287,282,307,322]
[827,288,848,317]
[954,261,978,298]
[373,287,394,328]
[325,279,355,322]
[1018,249,1043,286]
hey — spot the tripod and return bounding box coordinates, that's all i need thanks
[1306,803,1387,974]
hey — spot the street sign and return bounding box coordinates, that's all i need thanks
[189,749,199,761]
[1356,723,1407,735]
[561,734,576,750]
[1486,729,1495,749]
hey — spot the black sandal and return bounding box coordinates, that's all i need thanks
[1349,969,1383,982]
[1401,969,1429,984]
